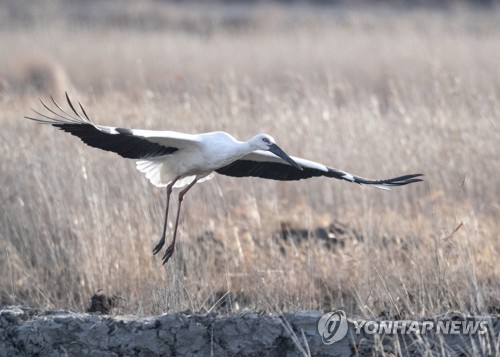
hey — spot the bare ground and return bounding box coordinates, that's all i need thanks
[1,306,498,356]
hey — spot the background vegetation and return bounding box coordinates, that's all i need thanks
[0,1,498,319]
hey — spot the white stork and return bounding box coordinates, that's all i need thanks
[26,94,423,264]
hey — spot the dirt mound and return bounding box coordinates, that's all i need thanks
[1,306,497,356]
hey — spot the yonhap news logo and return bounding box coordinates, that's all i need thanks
[317,310,349,344]
[318,311,490,345]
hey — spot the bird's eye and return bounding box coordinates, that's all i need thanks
[262,137,270,144]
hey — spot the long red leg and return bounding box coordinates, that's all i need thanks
[152,176,180,255]
[162,178,198,264]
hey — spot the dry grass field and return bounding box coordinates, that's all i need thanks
[0,1,499,321]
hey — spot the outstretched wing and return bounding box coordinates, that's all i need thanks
[216,151,423,189]
[25,93,200,159]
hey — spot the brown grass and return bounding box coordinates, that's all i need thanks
[0,2,499,319]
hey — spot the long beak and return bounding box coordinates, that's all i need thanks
[269,143,303,171]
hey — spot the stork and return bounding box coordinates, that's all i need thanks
[26,94,423,264]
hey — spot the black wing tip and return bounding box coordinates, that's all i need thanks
[24,115,57,125]
[383,173,425,186]
[26,92,94,127]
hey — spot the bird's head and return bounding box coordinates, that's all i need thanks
[249,134,303,171]
[249,134,277,150]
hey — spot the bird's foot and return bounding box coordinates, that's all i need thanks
[162,242,175,265]
[152,235,166,256]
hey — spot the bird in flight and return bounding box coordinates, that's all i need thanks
[26,94,423,264]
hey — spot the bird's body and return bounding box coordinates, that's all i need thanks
[137,131,260,188]
[27,94,423,264]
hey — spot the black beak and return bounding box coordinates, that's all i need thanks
[269,143,303,171]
